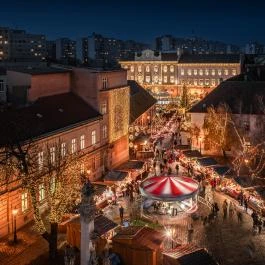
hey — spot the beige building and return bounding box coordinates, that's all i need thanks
[120,50,241,103]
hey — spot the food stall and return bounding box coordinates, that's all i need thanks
[116,160,146,181]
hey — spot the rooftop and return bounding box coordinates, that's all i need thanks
[128,80,157,123]
[178,54,240,64]
[7,66,71,75]
[0,93,102,146]
[161,52,179,61]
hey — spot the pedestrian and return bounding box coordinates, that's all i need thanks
[229,202,235,219]
[119,205,124,224]
[168,167,172,175]
[258,217,263,234]
[237,210,243,224]
[213,202,219,217]
[238,190,244,206]
[175,163,179,175]
[223,199,228,220]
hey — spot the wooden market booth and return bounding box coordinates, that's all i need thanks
[112,226,165,265]
[116,160,146,181]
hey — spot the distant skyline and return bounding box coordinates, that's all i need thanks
[1,0,265,45]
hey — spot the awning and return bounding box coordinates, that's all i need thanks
[196,157,218,167]
[104,170,128,182]
[183,149,202,158]
[116,160,145,171]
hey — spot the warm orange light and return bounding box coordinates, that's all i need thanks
[12,209,18,216]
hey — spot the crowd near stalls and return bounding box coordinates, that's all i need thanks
[178,147,265,217]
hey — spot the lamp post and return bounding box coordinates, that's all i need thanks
[87,169,91,180]
[12,208,18,244]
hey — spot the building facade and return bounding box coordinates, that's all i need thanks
[0,67,7,102]
[120,50,241,103]
[0,27,46,62]
[56,38,76,63]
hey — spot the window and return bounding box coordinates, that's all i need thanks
[39,184,45,201]
[103,125,107,139]
[71,138,76,153]
[205,79,210,86]
[232,69,237,76]
[0,80,4,92]
[80,135,85,150]
[187,69,192,76]
[170,65,174,72]
[211,69,215,76]
[153,75,159,83]
[91,130,96,145]
[61,143,66,157]
[50,147,55,164]
[146,65,150,72]
[193,69,198,75]
[199,69,203,76]
[163,65,167,72]
[137,65,142,72]
[137,75,143,83]
[102,77,108,89]
[145,76,150,83]
[154,65,158,72]
[163,76,168,83]
[180,69,185,75]
[211,79,216,86]
[21,191,28,212]
[205,69,209,75]
[123,65,128,69]
[194,79,198,86]
[199,79,204,86]
[130,65,134,72]
[218,69,222,76]
[100,102,107,114]
[224,69,229,76]
[170,76,175,83]
[130,75,134,80]
[38,151,44,170]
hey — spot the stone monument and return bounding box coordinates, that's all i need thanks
[79,181,98,265]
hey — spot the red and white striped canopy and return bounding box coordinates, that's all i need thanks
[140,176,199,201]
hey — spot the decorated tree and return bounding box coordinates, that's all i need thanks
[0,119,82,259]
[180,84,189,109]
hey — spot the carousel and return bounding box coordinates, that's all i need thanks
[140,175,199,224]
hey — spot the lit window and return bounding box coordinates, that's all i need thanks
[130,76,134,80]
[232,69,237,76]
[212,69,216,76]
[71,139,76,153]
[21,191,28,212]
[38,151,44,170]
[194,79,198,86]
[180,69,185,75]
[146,65,150,72]
[199,79,204,86]
[154,65,158,72]
[130,65,134,72]
[205,79,210,86]
[163,65,167,73]
[199,69,203,76]
[187,69,192,76]
[103,125,107,139]
[163,76,167,83]
[218,69,222,76]
[170,76,175,83]
[50,147,55,164]
[224,69,229,76]
[170,65,174,72]
[80,135,85,150]
[137,65,142,72]
[102,77,108,89]
[153,76,159,83]
[205,69,209,75]
[92,130,96,145]
[137,75,143,83]
[146,76,150,83]
[124,65,128,69]
[39,184,45,201]
[211,79,216,86]
[61,143,66,157]
[194,69,198,75]
[100,102,107,114]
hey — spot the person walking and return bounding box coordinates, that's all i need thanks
[244,196,249,213]
[229,202,235,219]
[223,199,228,220]
[257,217,263,234]
[238,190,244,206]
[119,205,124,224]
[175,163,179,175]
[237,210,243,224]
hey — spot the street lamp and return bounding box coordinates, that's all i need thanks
[12,208,18,244]
[87,169,91,180]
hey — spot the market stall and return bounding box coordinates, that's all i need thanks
[140,175,199,223]
[116,160,146,181]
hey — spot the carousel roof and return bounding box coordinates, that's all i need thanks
[140,176,199,201]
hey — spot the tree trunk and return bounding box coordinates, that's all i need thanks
[49,222,58,259]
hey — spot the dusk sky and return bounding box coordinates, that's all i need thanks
[1,0,265,45]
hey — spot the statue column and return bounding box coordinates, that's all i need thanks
[79,181,96,265]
